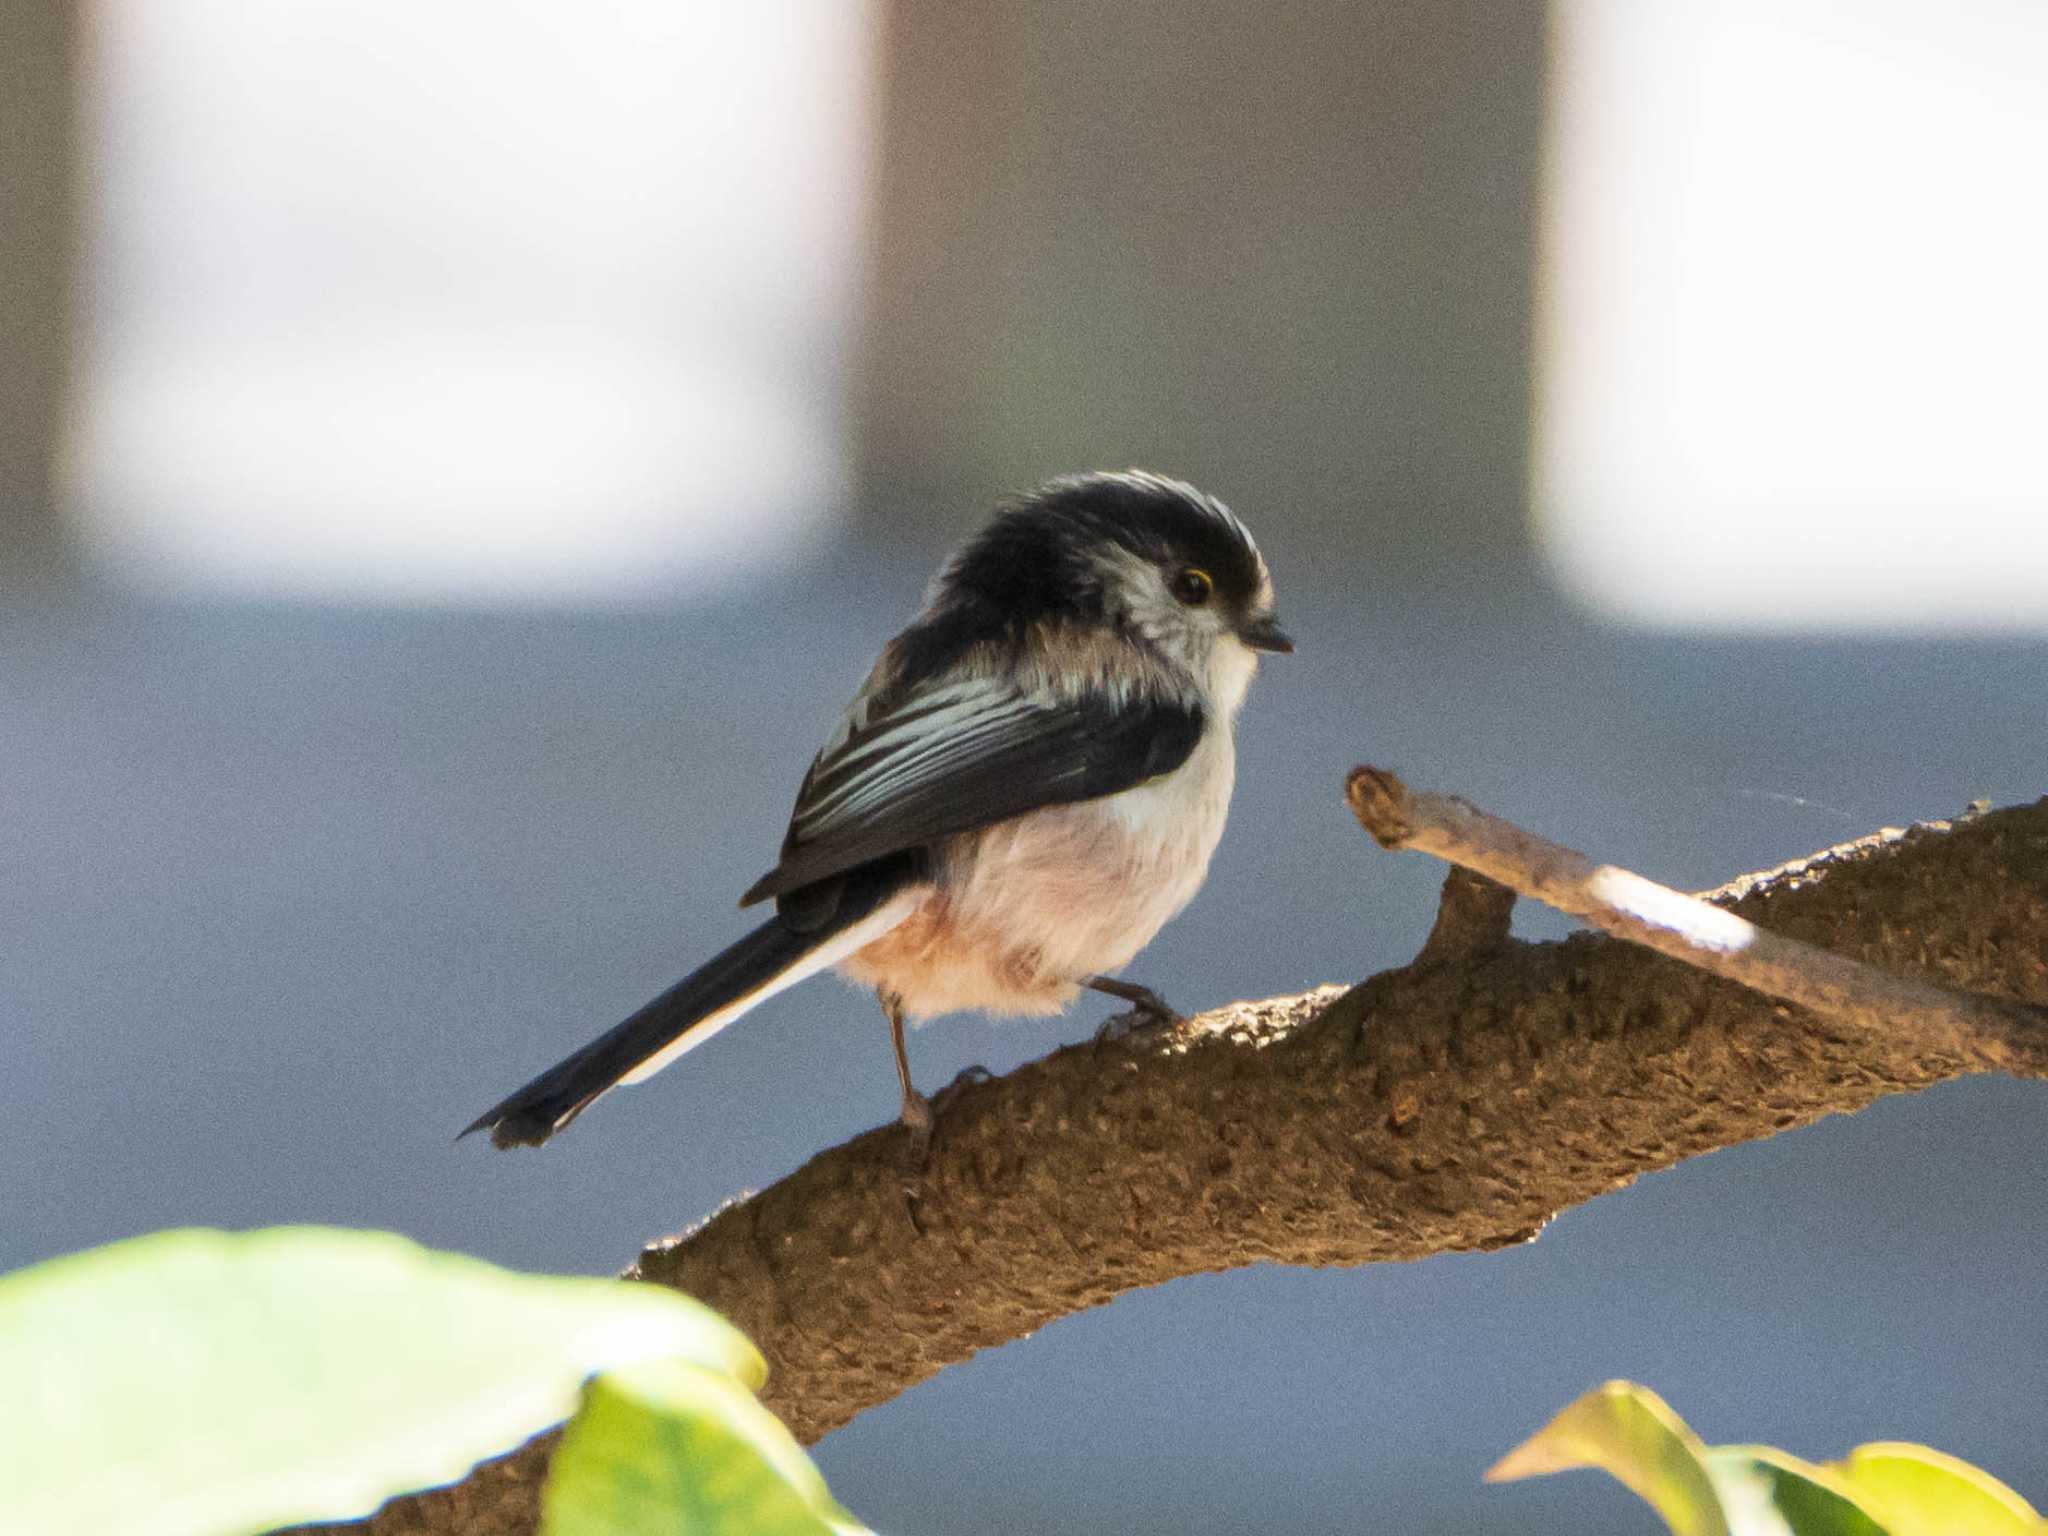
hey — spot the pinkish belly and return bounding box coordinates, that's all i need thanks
[836,787,1222,1019]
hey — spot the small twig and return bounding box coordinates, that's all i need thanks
[1346,766,2045,1070]
[1411,866,1517,967]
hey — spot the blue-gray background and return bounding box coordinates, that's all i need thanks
[5,3,2046,1531]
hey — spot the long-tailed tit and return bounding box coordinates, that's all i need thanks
[464,471,1291,1149]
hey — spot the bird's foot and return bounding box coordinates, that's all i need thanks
[899,1084,935,1166]
[1087,976,1186,1053]
[1092,1008,1183,1053]
[898,1065,993,1167]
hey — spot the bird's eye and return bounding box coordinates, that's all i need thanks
[1171,567,1214,606]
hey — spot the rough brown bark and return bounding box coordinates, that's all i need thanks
[354,796,2048,1536]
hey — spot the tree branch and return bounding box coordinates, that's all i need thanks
[353,792,2048,1536]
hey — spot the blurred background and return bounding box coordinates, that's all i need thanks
[4,0,2045,1530]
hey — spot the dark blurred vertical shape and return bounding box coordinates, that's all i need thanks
[0,0,75,583]
[854,1,1544,583]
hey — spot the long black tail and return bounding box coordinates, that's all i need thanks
[464,850,925,1149]
[461,918,820,1148]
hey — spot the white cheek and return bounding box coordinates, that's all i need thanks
[1207,634,1258,718]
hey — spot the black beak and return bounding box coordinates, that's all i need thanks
[1238,614,1294,654]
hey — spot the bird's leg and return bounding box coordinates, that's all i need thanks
[881,990,933,1150]
[1086,974,1185,1049]
[1086,974,1182,1023]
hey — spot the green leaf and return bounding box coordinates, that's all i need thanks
[1830,1443,2045,1536]
[1487,1381,1731,1536]
[0,1226,764,1536]
[1496,1384,2048,1536]
[1707,1447,1889,1536]
[542,1359,873,1536]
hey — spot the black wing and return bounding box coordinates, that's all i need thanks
[739,678,1203,907]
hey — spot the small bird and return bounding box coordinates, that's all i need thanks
[463,471,1291,1150]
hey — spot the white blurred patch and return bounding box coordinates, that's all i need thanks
[68,1,874,604]
[1537,2,2048,633]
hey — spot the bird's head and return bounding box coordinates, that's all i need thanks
[936,470,1291,708]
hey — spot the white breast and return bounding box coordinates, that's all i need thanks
[1085,719,1238,958]
[837,634,1262,1020]
[840,715,1237,1020]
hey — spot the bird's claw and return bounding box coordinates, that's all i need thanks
[1092,999,1186,1054]
[898,1064,994,1168]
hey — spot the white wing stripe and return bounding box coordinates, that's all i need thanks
[801,690,1003,795]
[792,691,1046,836]
[811,718,1022,827]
